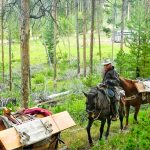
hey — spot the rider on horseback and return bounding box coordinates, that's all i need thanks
[102,60,120,121]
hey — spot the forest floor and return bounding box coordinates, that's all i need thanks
[58,105,150,150]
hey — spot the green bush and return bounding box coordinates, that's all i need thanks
[33,74,45,84]
[58,17,74,35]
[82,74,100,87]
[52,94,86,123]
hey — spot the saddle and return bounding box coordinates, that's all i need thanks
[0,108,53,146]
[97,84,125,101]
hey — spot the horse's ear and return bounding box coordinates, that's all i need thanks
[83,91,88,97]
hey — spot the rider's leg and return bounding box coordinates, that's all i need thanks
[111,97,117,121]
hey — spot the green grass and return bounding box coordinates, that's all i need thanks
[0,34,131,110]
[57,106,150,150]
[0,35,149,149]
[3,40,47,68]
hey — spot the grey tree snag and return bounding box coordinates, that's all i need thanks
[90,0,95,74]
[83,0,87,77]
[97,0,103,63]
[120,0,126,52]
[1,0,4,83]
[112,0,117,61]
[66,0,69,16]
[75,0,80,76]
[53,0,57,89]
[8,29,12,91]
[20,0,30,108]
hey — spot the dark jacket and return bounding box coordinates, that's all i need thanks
[102,66,119,86]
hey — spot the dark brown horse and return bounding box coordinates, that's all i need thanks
[0,108,60,150]
[83,86,125,146]
[119,77,149,128]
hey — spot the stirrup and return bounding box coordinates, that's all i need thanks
[111,115,117,121]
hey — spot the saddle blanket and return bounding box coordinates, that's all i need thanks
[143,81,150,90]
[135,81,150,93]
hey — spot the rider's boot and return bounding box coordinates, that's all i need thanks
[111,99,118,121]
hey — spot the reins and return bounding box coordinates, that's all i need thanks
[93,92,104,120]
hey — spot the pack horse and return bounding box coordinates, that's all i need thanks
[119,77,150,128]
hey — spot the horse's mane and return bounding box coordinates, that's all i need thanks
[88,87,98,95]
[87,86,110,115]
[119,77,138,95]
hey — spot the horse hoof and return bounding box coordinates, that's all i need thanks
[119,129,123,133]
[123,126,128,130]
[90,143,94,147]
[133,120,138,124]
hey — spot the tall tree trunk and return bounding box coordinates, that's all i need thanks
[43,41,52,68]
[97,0,103,63]
[90,0,95,74]
[53,0,57,89]
[29,50,31,91]
[112,0,117,61]
[136,0,141,77]
[20,0,30,108]
[127,1,130,20]
[119,0,126,74]
[67,34,71,62]
[120,0,126,52]
[83,0,87,77]
[8,29,12,91]
[66,0,69,16]
[75,0,80,76]
[1,0,4,83]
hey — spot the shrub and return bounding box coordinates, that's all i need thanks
[33,74,45,84]
[82,74,100,87]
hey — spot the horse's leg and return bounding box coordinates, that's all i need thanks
[105,117,111,140]
[124,103,130,129]
[134,104,141,123]
[119,101,124,131]
[86,119,94,146]
[99,118,106,140]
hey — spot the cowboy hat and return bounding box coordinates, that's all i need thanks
[102,59,112,65]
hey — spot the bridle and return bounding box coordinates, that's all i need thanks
[93,92,104,120]
[86,92,103,120]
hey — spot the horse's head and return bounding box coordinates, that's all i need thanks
[83,88,98,114]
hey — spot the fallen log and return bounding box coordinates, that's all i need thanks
[46,91,71,99]
[36,90,71,106]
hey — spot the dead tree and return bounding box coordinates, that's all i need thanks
[75,0,80,76]
[53,0,58,90]
[8,29,12,91]
[90,0,95,74]
[1,0,4,83]
[83,0,87,77]
[20,0,30,108]
[120,0,126,52]
[112,0,117,61]
[97,0,104,63]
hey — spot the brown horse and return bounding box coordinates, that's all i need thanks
[0,108,60,150]
[119,77,149,128]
